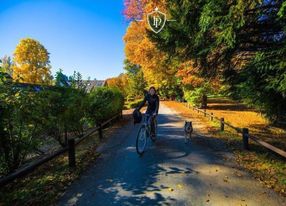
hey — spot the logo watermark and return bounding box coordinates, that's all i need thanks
[136,7,176,34]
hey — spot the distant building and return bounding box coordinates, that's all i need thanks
[1,75,106,93]
[83,80,106,92]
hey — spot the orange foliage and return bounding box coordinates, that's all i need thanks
[105,74,129,95]
[123,0,167,20]
[176,61,204,87]
[176,61,222,91]
[124,20,176,87]
[123,0,175,88]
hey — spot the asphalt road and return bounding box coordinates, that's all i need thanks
[58,103,285,206]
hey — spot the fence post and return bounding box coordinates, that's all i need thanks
[210,113,213,121]
[242,128,249,150]
[97,123,103,139]
[220,118,224,131]
[204,109,207,117]
[68,138,76,168]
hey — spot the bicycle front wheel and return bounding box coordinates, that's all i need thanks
[136,125,147,155]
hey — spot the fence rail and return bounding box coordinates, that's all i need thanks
[0,112,123,187]
[184,102,286,159]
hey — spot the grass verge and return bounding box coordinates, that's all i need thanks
[164,101,286,197]
[0,133,100,206]
[0,114,131,206]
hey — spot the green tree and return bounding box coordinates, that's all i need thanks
[55,69,70,87]
[149,0,286,120]
[1,56,13,76]
[124,59,147,98]
[0,57,13,83]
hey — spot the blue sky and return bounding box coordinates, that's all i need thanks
[0,0,128,80]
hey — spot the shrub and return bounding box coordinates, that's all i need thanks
[86,87,124,125]
[0,82,124,175]
[184,83,212,108]
[0,84,86,174]
[42,87,87,147]
[0,83,45,174]
[184,87,206,106]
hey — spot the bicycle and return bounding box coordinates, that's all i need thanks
[136,113,157,155]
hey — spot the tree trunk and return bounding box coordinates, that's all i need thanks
[201,94,207,109]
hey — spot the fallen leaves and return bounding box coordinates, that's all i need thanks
[177,184,184,189]
[0,137,103,205]
[223,176,229,183]
[164,101,286,197]
[168,187,174,192]
[166,183,185,192]
[234,171,243,177]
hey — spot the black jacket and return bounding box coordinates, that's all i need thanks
[137,93,159,115]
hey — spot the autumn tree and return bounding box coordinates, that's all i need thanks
[123,0,144,20]
[123,0,183,98]
[177,61,223,107]
[124,20,179,98]
[105,73,129,96]
[149,0,286,120]
[124,0,167,20]
[12,38,52,84]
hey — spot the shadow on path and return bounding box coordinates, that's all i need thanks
[58,105,285,206]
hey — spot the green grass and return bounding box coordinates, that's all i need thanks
[175,101,286,197]
[124,98,142,109]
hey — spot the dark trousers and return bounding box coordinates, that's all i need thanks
[145,113,156,135]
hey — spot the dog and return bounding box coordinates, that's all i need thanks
[184,121,193,143]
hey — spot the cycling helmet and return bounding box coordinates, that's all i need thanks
[133,109,142,124]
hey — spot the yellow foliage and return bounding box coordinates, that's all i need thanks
[123,0,222,93]
[105,74,129,95]
[12,38,52,84]
[124,20,176,88]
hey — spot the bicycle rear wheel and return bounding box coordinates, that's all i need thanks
[136,125,147,155]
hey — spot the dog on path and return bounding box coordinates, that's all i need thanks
[184,121,193,143]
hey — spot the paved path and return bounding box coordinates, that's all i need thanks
[58,103,285,206]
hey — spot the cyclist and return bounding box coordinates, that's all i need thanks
[136,86,160,137]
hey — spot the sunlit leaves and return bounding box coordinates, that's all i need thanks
[123,0,179,96]
[105,74,129,96]
[12,38,52,84]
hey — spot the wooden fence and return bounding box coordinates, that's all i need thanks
[183,102,286,159]
[0,112,123,187]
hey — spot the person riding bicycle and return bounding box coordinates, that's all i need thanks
[136,86,159,137]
